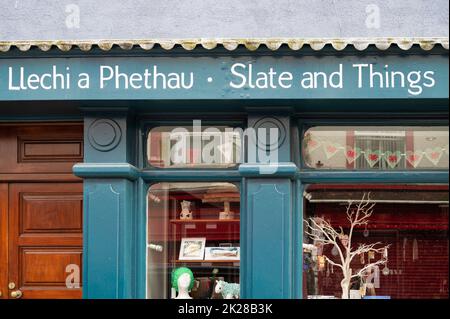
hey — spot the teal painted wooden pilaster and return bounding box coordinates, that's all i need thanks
[240,111,299,298]
[244,179,294,298]
[294,180,304,299]
[83,178,135,298]
[74,108,138,299]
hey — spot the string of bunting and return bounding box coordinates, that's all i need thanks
[305,139,449,168]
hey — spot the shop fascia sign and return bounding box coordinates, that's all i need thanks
[0,55,448,100]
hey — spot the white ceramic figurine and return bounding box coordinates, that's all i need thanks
[214,280,240,299]
[180,200,193,220]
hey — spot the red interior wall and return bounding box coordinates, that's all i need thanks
[310,203,449,299]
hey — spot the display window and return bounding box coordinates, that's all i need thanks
[302,184,449,299]
[302,126,449,170]
[147,125,241,168]
[147,182,240,299]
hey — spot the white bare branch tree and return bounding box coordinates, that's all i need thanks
[304,192,390,299]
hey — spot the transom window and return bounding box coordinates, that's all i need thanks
[147,125,242,169]
[302,126,449,170]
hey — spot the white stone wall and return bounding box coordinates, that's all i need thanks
[0,0,448,41]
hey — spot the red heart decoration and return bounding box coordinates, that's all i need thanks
[305,139,321,153]
[406,151,424,168]
[323,142,341,159]
[409,154,419,162]
[368,154,378,161]
[327,145,337,153]
[388,155,398,163]
[430,152,440,159]
[345,147,361,164]
[424,148,443,166]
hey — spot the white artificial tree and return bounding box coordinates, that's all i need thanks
[304,192,390,299]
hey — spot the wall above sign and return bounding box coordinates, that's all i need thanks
[0,0,448,41]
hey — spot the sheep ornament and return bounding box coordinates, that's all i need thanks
[214,280,240,299]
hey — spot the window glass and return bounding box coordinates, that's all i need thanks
[303,126,449,169]
[303,184,449,299]
[147,182,240,299]
[147,126,241,168]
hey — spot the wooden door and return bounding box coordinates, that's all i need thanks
[0,122,83,299]
[8,183,83,299]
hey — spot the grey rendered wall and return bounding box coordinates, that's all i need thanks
[0,0,448,41]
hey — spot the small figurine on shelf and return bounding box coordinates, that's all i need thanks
[179,200,193,220]
[214,280,240,299]
[219,201,234,220]
[202,189,239,220]
[171,267,195,299]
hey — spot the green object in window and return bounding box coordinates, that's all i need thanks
[171,267,195,292]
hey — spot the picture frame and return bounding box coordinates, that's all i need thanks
[179,237,206,260]
[205,246,240,261]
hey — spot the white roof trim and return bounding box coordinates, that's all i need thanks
[0,37,448,52]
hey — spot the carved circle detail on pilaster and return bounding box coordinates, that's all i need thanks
[88,119,122,152]
[253,117,286,151]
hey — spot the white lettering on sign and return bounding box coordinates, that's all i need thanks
[3,62,438,97]
[300,64,343,89]
[99,65,194,90]
[228,62,436,95]
[229,63,293,89]
[8,66,71,90]
[352,63,436,95]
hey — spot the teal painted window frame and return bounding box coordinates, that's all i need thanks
[134,111,449,299]
[295,112,449,299]
[139,118,246,171]
[297,114,449,171]
[136,117,246,299]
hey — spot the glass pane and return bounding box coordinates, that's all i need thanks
[147,126,241,168]
[147,182,240,299]
[303,126,449,169]
[302,184,449,299]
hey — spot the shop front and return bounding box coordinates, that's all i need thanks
[0,39,448,299]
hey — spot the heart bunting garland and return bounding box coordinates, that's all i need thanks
[424,147,444,166]
[406,151,424,168]
[306,138,321,153]
[345,146,362,164]
[323,142,341,160]
[364,150,381,167]
[303,138,447,168]
[385,151,402,168]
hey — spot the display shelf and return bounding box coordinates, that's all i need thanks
[173,260,240,264]
[170,219,240,224]
[147,183,241,299]
[168,264,240,271]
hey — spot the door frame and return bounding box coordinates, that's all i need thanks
[0,183,7,299]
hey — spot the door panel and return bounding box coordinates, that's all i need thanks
[0,123,83,174]
[21,193,82,233]
[8,183,83,299]
[21,248,82,285]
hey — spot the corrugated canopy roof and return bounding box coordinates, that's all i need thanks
[0,37,448,52]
